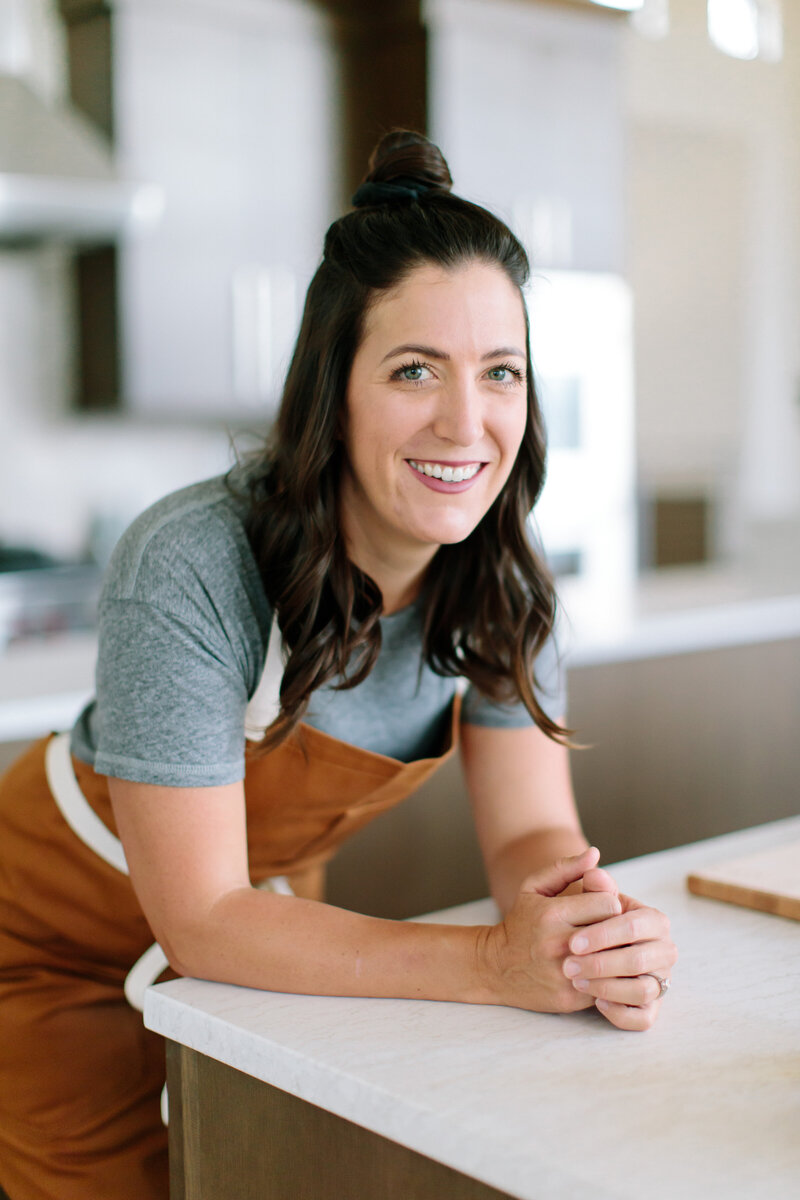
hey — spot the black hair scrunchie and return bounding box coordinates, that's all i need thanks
[351,178,430,208]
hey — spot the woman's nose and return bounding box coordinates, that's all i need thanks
[432,382,484,446]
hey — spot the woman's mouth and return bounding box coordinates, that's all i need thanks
[407,460,482,482]
[406,459,485,493]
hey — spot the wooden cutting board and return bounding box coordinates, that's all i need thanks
[687,839,800,921]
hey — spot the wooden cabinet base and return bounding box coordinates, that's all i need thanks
[166,1041,515,1200]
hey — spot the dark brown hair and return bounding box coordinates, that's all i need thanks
[242,130,566,751]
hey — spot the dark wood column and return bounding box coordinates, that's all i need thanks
[320,0,428,201]
[58,1,119,411]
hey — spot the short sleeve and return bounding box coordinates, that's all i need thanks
[460,629,567,729]
[90,598,251,786]
[71,478,271,787]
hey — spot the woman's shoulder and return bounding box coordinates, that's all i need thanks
[101,470,261,614]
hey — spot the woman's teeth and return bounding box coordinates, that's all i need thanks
[408,460,481,483]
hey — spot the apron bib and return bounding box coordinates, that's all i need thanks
[0,623,461,1200]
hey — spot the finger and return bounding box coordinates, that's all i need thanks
[521,848,601,899]
[595,998,659,1032]
[567,906,670,955]
[557,891,622,927]
[563,940,676,982]
[581,867,619,895]
[572,973,664,1006]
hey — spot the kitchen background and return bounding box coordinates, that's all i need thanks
[1,0,798,916]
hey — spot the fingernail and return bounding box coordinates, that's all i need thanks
[563,959,580,977]
[596,999,609,1012]
[573,978,589,992]
[571,935,588,953]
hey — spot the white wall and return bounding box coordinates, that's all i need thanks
[622,0,800,551]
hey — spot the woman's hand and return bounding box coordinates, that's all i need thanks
[562,878,677,1031]
[478,848,623,1014]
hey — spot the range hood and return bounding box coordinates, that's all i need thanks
[0,72,162,243]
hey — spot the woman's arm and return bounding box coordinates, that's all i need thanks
[108,775,618,1013]
[460,718,590,914]
[460,721,677,1030]
[110,776,478,1000]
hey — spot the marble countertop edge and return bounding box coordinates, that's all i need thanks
[146,987,592,1200]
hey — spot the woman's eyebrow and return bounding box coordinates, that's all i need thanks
[381,343,449,363]
[380,343,525,363]
[481,346,526,361]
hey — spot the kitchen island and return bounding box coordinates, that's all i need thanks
[144,817,800,1200]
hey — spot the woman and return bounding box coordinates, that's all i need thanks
[0,131,676,1200]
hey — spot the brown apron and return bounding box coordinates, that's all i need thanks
[0,698,460,1200]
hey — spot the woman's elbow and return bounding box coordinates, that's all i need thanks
[146,916,218,981]
[151,885,255,981]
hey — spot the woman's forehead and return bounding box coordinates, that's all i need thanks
[360,260,526,356]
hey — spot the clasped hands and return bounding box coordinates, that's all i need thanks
[482,847,677,1031]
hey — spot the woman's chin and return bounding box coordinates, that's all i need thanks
[403,512,484,548]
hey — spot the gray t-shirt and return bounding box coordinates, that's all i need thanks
[71,472,566,787]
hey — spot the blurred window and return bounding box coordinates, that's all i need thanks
[539,376,582,451]
[707,0,783,62]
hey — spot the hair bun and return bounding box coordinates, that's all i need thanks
[363,130,453,194]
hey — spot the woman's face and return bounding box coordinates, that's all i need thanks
[340,260,529,572]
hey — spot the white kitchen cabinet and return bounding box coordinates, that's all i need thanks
[71,0,340,417]
[426,0,627,275]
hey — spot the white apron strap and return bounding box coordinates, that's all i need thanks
[46,733,171,1012]
[244,611,286,740]
[123,941,170,1012]
[46,733,129,874]
[44,735,292,1132]
[45,703,295,1127]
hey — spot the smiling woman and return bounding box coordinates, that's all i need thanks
[340,261,530,605]
[244,132,561,750]
[0,130,676,1200]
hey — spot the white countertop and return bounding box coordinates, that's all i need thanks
[0,631,96,740]
[566,590,800,666]
[144,818,800,1200]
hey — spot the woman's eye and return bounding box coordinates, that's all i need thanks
[486,364,524,385]
[392,362,432,384]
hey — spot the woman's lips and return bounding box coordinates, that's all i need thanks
[404,460,486,494]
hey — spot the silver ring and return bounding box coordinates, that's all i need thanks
[643,972,670,1000]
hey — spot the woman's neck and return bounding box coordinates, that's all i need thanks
[376,570,427,616]
[350,546,432,615]
[342,526,437,615]
[338,478,441,614]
